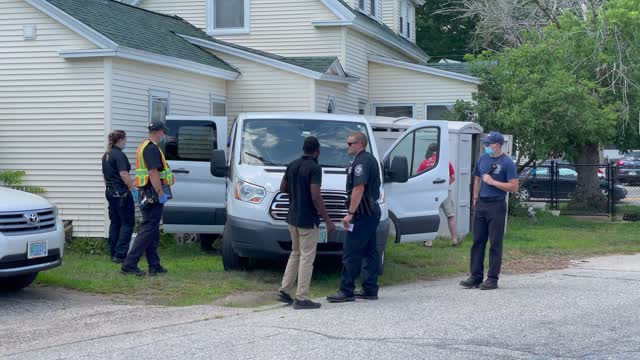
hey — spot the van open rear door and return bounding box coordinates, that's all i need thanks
[161,116,228,234]
[383,121,449,242]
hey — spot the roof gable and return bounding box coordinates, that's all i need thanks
[40,0,238,74]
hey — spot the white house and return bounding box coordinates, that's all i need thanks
[0,0,480,237]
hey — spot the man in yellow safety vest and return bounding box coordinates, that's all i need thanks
[121,121,175,276]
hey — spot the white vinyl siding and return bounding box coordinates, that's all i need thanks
[0,0,105,237]
[343,29,411,118]
[139,0,343,58]
[382,0,398,33]
[409,2,415,43]
[355,0,382,22]
[369,62,476,120]
[208,51,314,129]
[110,58,226,161]
[315,81,356,114]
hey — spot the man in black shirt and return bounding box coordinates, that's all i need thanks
[101,130,135,263]
[275,136,335,310]
[327,131,382,303]
[122,121,174,276]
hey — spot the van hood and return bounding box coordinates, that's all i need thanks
[0,186,53,212]
[237,166,348,193]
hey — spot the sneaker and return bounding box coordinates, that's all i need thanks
[148,265,168,276]
[111,256,125,264]
[459,276,482,288]
[326,290,355,303]
[293,299,321,310]
[120,266,145,276]
[479,278,498,290]
[354,290,378,300]
[274,290,294,305]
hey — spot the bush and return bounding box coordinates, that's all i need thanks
[67,238,109,256]
[508,195,528,217]
[0,170,45,194]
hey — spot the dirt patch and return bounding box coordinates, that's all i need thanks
[502,256,573,274]
[211,291,277,308]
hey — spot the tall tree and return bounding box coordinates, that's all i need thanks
[448,0,640,209]
[416,0,477,62]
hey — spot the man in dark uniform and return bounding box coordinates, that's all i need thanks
[460,131,518,290]
[327,131,382,303]
[121,121,174,276]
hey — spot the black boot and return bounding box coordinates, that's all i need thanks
[459,276,482,288]
[479,278,498,290]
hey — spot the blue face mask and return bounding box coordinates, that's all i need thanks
[484,146,494,155]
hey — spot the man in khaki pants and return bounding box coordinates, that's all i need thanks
[275,136,335,309]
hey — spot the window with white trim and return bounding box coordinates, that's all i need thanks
[358,0,365,11]
[399,0,410,39]
[358,101,367,115]
[210,95,226,116]
[149,90,169,124]
[370,0,376,17]
[425,104,454,120]
[375,104,414,117]
[327,97,336,114]
[207,0,250,35]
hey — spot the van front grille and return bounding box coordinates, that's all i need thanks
[269,191,348,222]
[0,208,57,235]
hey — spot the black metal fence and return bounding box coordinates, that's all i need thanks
[516,161,637,216]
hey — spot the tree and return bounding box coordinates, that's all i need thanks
[448,0,640,209]
[416,0,477,62]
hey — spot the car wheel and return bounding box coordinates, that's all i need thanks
[517,188,531,201]
[221,234,248,271]
[0,273,38,291]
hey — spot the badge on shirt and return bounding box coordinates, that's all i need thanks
[355,164,363,176]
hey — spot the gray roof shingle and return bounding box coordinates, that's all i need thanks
[426,63,473,76]
[46,0,238,73]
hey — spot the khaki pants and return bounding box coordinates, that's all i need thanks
[280,225,319,301]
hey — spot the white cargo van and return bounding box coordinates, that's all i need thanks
[163,113,450,270]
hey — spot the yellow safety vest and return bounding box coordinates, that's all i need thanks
[135,139,174,187]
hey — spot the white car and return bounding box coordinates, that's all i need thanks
[0,186,64,291]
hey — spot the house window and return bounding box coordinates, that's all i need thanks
[327,97,336,114]
[426,104,454,120]
[399,0,410,38]
[370,0,376,16]
[358,101,367,115]
[358,0,364,11]
[149,90,169,124]
[210,95,226,116]
[374,104,414,118]
[207,0,250,35]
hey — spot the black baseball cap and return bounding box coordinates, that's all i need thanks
[148,121,169,133]
[482,131,504,145]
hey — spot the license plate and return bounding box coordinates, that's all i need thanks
[629,171,636,176]
[27,240,48,259]
[318,229,328,244]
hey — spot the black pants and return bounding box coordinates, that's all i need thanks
[124,202,164,269]
[106,189,135,259]
[470,199,507,281]
[339,214,380,297]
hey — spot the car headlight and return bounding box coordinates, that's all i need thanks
[234,178,266,204]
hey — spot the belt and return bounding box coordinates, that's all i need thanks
[479,197,505,203]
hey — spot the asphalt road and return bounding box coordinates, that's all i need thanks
[2,254,640,360]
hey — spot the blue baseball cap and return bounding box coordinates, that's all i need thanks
[482,131,504,145]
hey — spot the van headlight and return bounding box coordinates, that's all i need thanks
[234,178,266,204]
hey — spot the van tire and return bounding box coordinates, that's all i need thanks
[0,273,38,291]
[222,237,248,271]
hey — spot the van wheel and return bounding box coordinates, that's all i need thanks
[222,237,248,271]
[0,273,38,291]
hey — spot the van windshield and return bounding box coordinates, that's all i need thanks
[241,119,371,168]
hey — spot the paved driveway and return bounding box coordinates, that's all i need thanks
[2,254,640,360]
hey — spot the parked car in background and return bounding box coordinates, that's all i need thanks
[0,187,64,291]
[616,152,640,184]
[518,165,627,202]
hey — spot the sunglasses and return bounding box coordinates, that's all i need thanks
[347,142,360,147]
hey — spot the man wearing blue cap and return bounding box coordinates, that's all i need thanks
[460,131,518,290]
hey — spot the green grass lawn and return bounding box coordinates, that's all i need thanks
[37,213,640,306]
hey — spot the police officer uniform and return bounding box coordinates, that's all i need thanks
[122,122,174,275]
[101,145,134,262]
[330,150,381,301]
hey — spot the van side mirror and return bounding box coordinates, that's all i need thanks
[384,156,409,183]
[210,150,228,177]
